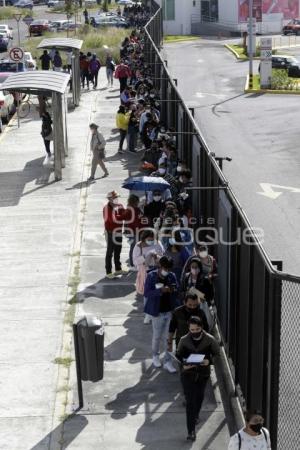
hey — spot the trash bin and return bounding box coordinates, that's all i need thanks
[75,316,104,382]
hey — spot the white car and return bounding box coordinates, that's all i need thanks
[0,76,14,131]
[0,24,13,40]
[24,51,37,70]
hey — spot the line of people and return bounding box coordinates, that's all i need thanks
[90,23,272,448]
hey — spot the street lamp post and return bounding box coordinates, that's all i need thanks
[13,13,22,47]
[13,13,23,128]
[248,0,254,89]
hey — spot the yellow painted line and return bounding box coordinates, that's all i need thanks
[224,44,260,60]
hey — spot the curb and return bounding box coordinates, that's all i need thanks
[224,44,260,61]
[244,74,300,94]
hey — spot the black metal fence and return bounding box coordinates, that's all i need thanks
[144,2,300,449]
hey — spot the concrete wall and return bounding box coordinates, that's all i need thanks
[158,0,201,35]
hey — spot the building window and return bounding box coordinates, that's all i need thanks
[163,0,175,21]
[201,0,218,22]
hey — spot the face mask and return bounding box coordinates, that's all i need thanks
[169,238,176,246]
[177,166,183,173]
[191,268,200,275]
[160,269,169,277]
[158,168,166,175]
[153,195,161,202]
[199,251,208,258]
[191,331,202,339]
[112,198,119,205]
[249,423,263,434]
[145,239,154,246]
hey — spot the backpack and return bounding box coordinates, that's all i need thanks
[238,428,268,449]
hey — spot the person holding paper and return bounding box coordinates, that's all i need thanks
[168,293,209,351]
[176,316,220,442]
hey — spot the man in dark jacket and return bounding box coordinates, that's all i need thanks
[144,256,179,373]
[176,316,220,442]
[168,293,209,351]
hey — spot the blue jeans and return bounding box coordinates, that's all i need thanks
[152,312,172,363]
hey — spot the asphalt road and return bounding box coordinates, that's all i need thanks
[0,5,70,51]
[163,39,300,275]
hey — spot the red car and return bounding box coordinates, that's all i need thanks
[282,19,300,35]
[29,20,53,36]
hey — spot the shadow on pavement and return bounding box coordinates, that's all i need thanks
[30,414,88,450]
[0,157,54,207]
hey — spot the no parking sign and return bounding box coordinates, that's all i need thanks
[9,47,24,62]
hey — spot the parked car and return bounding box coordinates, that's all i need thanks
[85,0,97,6]
[0,34,9,52]
[258,55,300,77]
[29,19,53,36]
[91,16,129,28]
[47,0,64,7]
[0,25,13,40]
[14,0,33,8]
[24,51,37,70]
[61,21,80,31]
[282,19,300,35]
[50,20,70,31]
[0,0,19,5]
[0,73,15,127]
[0,59,26,72]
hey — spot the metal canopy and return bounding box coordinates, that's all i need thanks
[1,71,70,95]
[37,38,83,51]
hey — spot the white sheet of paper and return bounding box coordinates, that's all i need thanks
[186,354,205,364]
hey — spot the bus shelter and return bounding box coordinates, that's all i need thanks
[1,71,70,181]
[37,38,83,107]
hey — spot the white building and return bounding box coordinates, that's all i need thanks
[158,0,300,35]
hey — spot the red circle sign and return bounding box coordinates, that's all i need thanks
[9,47,24,62]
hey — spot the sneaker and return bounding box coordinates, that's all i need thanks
[187,431,196,442]
[102,172,109,178]
[88,176,95,181]
[163,361,177,374]
[143,314,151,324]
[118,150,125,154]
[114,269,128,275]
[152,355,162,368]
[106,273,116,279]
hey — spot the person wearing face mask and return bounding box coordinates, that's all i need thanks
[176,316,220,442]
[195,243,218,303]
[181,258,211,304]
[164,229,191,283]
[228,410,271,450]
[178,169,192,192]
[103,191,127,279]
[133,230,164,323]
[88,123,108,181]
[144,256,179,372]
[143,190,165,227]
[151,163,180,198]
[168,293,209,352]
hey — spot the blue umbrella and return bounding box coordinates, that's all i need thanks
[122,176,170,192]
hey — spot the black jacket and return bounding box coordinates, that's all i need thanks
[169,305,209,346]
[176,331,220,380]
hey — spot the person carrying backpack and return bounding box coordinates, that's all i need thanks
[114,60,131,93]
[228,410,271,450]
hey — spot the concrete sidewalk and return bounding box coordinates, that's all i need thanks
[0,71,231,449]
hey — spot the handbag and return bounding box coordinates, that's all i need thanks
[96,133,106,159]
